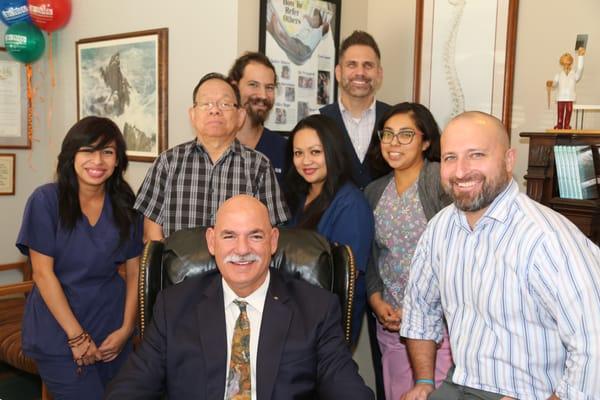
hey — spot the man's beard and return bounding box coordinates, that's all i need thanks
[245,97,273,126]
[340,75,376,98]
[443,170,510,212]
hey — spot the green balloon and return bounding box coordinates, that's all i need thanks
[5,21,45,64]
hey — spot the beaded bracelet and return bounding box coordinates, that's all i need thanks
[67,331,90,348]
[415,379,435,385]
[69,332,92,375]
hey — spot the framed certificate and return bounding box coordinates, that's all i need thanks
[0,153,15,195]
[0,48,31,149]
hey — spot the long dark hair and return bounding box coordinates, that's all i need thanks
[57,116,137,247]
[365,102,442,178]
[284,114,352,229]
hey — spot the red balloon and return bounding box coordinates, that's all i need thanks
[27,0,70,32]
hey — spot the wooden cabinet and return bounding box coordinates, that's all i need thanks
[520,131,600,245]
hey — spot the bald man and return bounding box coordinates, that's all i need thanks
[106,195,374,400]
[399,112,600,400]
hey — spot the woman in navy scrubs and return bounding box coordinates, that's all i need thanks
[16,116,142,399]
[284,114,374,345]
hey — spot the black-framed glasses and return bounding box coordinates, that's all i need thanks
[193,101,239,111]
[377,128,420,145]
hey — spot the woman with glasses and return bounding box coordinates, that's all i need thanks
[284,114,374,345]
[364,102,453,398]
[16,117,143,399]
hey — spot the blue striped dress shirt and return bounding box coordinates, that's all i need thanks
[401,179,600,400]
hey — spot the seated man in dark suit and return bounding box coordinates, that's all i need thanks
[105,195,374,400]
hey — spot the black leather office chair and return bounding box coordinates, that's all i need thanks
[138,227,356,343]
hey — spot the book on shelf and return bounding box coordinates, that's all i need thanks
[553,146,568,198]
[565,146,578,198]
[595,146,600,189]
[553,145,599,200]
[576,145,599,199]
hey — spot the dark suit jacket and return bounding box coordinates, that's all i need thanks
[319,101,391,189]
[105,269,374,400]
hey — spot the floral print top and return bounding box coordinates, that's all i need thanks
[374,178,428,309]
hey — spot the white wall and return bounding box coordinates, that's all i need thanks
[368,0,416,104]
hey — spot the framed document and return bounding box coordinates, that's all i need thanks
[0,48,31,149]
[0,153,15,195]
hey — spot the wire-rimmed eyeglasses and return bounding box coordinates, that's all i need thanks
[193,101,239,111]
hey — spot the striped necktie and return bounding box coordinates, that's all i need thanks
[225,300,251,400]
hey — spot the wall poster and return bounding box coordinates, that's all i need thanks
[413,0,518,132]
[260,0,341,133]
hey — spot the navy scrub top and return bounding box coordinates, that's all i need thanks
[16,183,143,357]
[256,127,289,184]
[288,182,374,343]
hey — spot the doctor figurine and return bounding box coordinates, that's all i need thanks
[546,47,585,130]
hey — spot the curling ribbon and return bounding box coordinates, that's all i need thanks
[47,31,54,133]
[48,31,54,87]
[26,63,32,145]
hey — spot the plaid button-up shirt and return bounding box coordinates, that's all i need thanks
[134,139,290,237]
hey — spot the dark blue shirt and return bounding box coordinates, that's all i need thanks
[288,182,374,344]
[16,183,143,357]
[256,127,289,184]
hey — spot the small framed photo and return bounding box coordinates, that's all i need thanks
[0,153,15,195]
[0,48,31,149]
[76,28,169,162]
[575,34,588,51]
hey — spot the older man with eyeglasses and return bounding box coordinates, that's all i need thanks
[135,72,290,242]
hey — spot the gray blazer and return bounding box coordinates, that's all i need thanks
[364,160,451,297]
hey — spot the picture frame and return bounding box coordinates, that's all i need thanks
[413,0,519,133]
[259,0,341,133]
[0,153,15,195]
[76,28,168,162]
[0,47,31,149]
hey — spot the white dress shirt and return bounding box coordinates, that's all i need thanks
[223,273,270,400]
[339,98,377,162]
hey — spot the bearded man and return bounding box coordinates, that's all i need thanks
[399,111,600,400]
[229,52,289,183]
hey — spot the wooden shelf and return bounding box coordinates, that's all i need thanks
[520,132,600,245]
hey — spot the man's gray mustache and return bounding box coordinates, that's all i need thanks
[224,253,262,264]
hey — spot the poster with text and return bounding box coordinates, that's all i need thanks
[260,0,340,133]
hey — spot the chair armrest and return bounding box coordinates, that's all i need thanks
[331,244,355,344]
[0,281,33,297]
[138,240,165,339]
